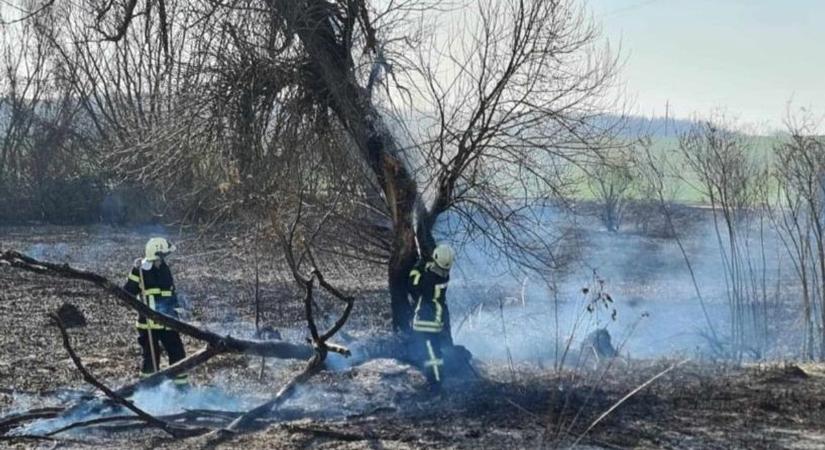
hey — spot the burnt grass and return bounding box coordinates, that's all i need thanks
[2,226,825,449]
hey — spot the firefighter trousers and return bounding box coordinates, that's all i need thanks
[137,329,189,385]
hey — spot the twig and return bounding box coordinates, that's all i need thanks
[560,314,648,440]
[310,263,355,342]
[0,0,56,25]
[570,359,689,447]
[220,353,324,435]
[505,398,539,420]
[498,297,516,382]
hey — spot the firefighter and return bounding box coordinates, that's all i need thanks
[408,243,454,390]
[123,237,189,387]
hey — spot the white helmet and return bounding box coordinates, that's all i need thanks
[432,243,455,270]
[145,237,176,261]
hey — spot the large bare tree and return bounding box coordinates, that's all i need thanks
[22,0,621,335]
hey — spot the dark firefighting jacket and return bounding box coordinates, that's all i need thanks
[409,261,450,333]
[123,260,180,330]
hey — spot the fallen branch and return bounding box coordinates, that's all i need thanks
[220,353,325,436]
[215,274,329,436]
[179,409,243,420]
[571,359,689,447]
[115,345,222,398]
[51,312,208,439]
[45,415,145,436]
[0,434,83,444]
[0,250,319,360]
[46,410,244,436]
[0,408,63,433]
[2,241,357,441]
[40,345,224,429]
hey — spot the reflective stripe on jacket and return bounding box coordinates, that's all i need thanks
[124,261,179,330]
[409,261,449,333]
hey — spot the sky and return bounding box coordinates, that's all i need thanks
[2,0,821,132]
[586,0,825,132]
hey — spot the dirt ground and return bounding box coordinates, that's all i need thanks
[2,226,825,449]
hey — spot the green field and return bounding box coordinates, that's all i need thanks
[573,134,783,205]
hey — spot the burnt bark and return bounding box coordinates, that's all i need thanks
[388,224,418,333]
[271,1,426,333]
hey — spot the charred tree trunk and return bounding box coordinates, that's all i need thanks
[388,223,417,333]
[273,1,425,333]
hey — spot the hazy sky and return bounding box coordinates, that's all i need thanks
[586,0,825,131]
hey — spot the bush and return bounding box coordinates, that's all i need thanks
[34,176,106,224]
[0,176,145,225]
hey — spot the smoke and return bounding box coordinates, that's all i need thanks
[8,358,424,437]
[17,223,174,271]
[12,381,265,436]
[25,242,70,261]
[131,381,259,416]
[445,209,796,364]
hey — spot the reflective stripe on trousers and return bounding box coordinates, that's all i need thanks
[425,339,443,382]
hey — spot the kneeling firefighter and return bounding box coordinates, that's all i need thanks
[408,243,455,389]
[123,237,189,386]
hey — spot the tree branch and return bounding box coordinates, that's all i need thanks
[50,312,208,438]
[0,250,320,360]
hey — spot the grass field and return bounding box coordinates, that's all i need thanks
[573,134,783,205]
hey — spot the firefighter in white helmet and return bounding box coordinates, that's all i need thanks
[408,243,455,391]
[123,237,189,387]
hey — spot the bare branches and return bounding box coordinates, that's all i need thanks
[313,267,355,342]
[770,113,825,359]
[50,312,207,438]
[0,250,317,360]
[676,117,773,359]
[1,245,357,440]
[94,0,141,42]
[213,248,343,438]
[588,151,635,232]
[197,197,358,443]
[0,0,56,25]
[207,259,348,442]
